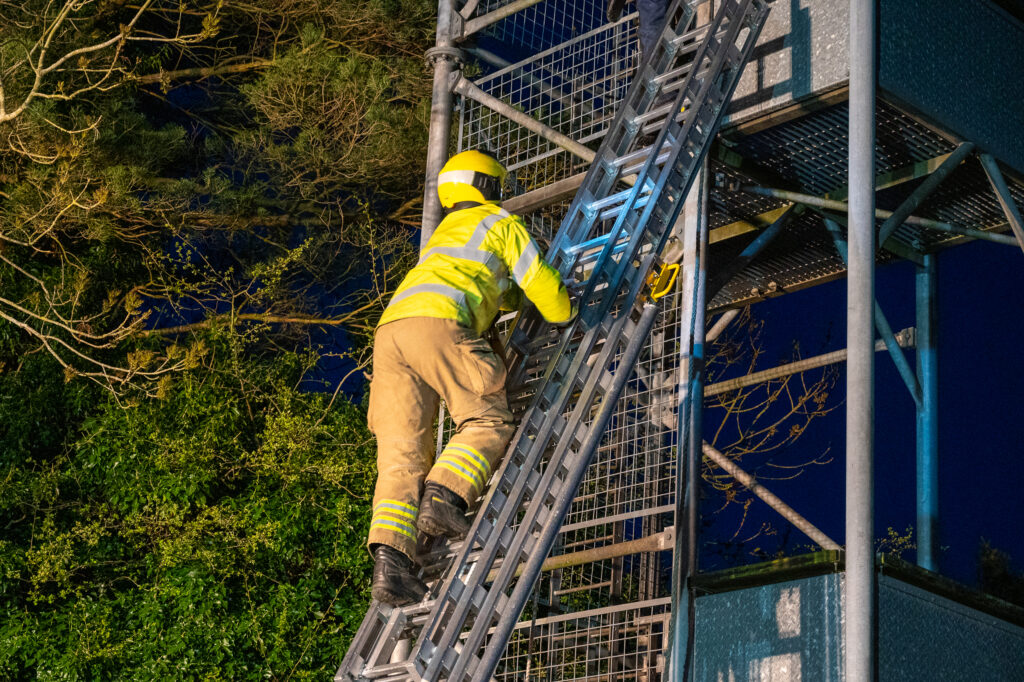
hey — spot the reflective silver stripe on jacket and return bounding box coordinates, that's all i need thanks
[418,246,502,274]
[512,240,541,283]
[464,209,510,249]
[388,283,468,308]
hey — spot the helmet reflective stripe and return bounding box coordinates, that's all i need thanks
[437,170,479,186]
[512,240,541,283]
[389,283,468,309]
[438,150,507,208]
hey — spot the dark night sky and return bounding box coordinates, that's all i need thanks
[718,236,1024,586]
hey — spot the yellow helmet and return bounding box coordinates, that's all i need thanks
[438,149,508,208]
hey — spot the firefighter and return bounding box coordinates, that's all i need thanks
[366,149,575,605]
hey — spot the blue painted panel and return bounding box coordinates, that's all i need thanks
[693,572,1024,680]
[880,0,1024,174]
[878,576,1024,681]
[693,574,845,681]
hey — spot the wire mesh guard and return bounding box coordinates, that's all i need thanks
[434,284,685,677]
[491,599,672,682]
[474,0,613,64]
[427,0,763,675]
[458,12,640,192]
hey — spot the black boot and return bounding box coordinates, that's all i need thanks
[417,482,471,540]
[371,545,427,606]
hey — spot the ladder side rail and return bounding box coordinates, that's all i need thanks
[335,605,393,680]
[545,0,699,265]
[414,299,630,676]
[471,301,663,681]
[417,128,675,682]
[504,0,701,387]
[450,190,689,680]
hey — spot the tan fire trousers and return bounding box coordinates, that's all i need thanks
[366,317,516,558]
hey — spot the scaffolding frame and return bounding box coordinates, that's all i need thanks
[413,1,1024,680]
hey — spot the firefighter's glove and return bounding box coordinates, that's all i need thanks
[555,302,579,329]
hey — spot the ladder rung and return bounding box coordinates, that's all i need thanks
[361,661,413,680]
[583,183,652,214]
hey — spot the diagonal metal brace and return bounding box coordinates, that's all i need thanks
[824,217,923,406]
[979,153,1024,255]
[702,441,841,550]
[707,204,800,296]
[878,142,975,245]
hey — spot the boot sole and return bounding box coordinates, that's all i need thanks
[372,584,426,607]
[417,511,469,541]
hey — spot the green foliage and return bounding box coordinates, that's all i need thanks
[237,35,430,200]
[978,540,1024,608]
[0,0,432,390]
[1,0,436,677]
[875,526,916,559]
[0,344,378,678]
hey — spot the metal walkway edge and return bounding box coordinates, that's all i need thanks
[336,1,770,679]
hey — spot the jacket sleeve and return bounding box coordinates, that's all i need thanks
[497,215,572,323]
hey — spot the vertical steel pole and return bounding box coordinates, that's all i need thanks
[686,169,709,580]
[846,0,877,680]
[422,0,458,247]
[915,253,939,571]
[668,167,708,682]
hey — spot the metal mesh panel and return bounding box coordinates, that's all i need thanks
[433,267,679,627]
[731,100,958,196]
[562,289,681,532]
[458,15,639,191]
[476,0,612,54]
[491,599,671,682]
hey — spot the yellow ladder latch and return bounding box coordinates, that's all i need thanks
[648,263,679,300]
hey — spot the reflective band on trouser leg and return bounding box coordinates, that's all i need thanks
[369,499,419,552]
[435,443,491,497]
[443,443,492,482]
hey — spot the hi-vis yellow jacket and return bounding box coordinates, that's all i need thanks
[379,203,571,334]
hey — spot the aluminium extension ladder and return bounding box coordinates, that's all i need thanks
[336,1,770,680]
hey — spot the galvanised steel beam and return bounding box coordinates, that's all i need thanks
[422,0,460,244]
[824,218,922,406]
[704,327,915,397]
[453,75,597,163]
[979,153,1024,254]
[702,441,841,550]
[877,142,976,245]
[916,253,939,572]
[742,186,1021,247]
[460,0,547,39]
[826,148,968,203]
[706,204,800,296]
[846,1,878,679]
[669,166,709,682]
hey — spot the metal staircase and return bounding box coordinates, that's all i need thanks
[336,1,770,680]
